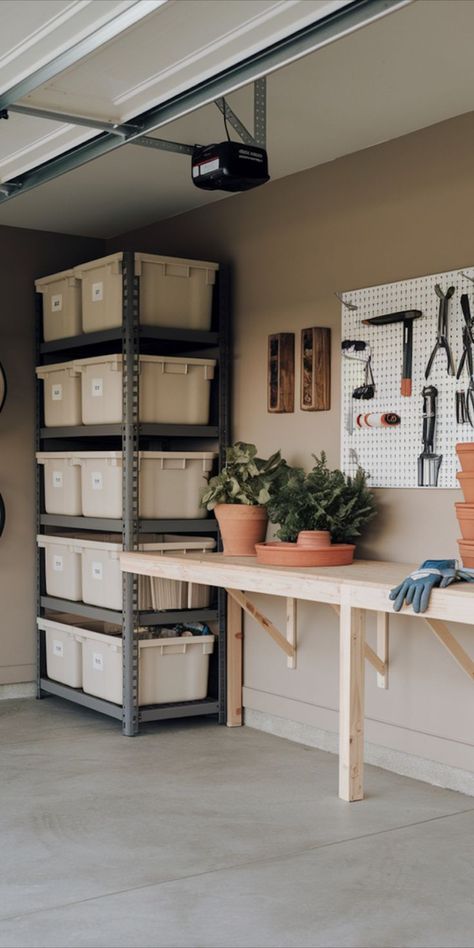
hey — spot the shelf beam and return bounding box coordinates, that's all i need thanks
[40,515,218,533]
[139,699,219,722]
[40,326,219,355]
[40,423,219,439]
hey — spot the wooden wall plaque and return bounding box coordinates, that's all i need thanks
[301,327,331,411]
[268,333,295,413]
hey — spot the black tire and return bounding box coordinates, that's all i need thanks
[0,362,6,414]
[0,493,5,538]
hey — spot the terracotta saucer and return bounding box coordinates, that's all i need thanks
[255,542,355,567]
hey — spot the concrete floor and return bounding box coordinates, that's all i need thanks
[1,700,474,948]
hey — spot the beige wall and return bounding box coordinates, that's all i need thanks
[111,111,474,779]
[0,226,103,687]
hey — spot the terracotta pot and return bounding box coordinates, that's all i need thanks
[458,538,474,568]
[214,504,267,556]
[455,503,474,540]
[296,530,331,549]
[456,442,474,472]
[255,542,355,567]
[457,472,474,503]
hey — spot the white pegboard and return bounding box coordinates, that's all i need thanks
[340,266,474,488]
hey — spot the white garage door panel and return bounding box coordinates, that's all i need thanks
[0,0,142,95]
[21,0,350,123]
[0,112,98,182]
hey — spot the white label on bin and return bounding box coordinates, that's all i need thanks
[53,555,63,572]
[91,472,103,491]
[52,640,64,657]
[91,281,103,302]
[91,378,103,398]
[91,561,103,581]
[51,383,62,401]
[52,470,63,488]
[92,652,104,671]
[51,294,62,312]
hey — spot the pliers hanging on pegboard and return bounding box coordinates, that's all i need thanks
[456,293,474,426]
[425,284,456,378]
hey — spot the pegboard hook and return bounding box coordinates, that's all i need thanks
[335,291,358,311]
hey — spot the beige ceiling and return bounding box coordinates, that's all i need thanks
[0,0,473,238]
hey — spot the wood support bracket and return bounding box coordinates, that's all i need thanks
[331,604,389,686]
[225,588,296,662]
[424,617,474,682]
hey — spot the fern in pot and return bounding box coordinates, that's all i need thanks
[267,452,376,561]
[201,442,289,555]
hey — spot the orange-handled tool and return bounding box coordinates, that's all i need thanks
[362,310,422,397]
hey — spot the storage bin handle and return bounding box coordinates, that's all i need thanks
[162,362,188,376]
[161,458,187,471]
[164,263,190,279]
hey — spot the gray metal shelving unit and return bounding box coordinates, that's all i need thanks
[36,251,230,735]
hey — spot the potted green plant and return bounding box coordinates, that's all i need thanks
[201,442,289,555]
[266,452,376,561]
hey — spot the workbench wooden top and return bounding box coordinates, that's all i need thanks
[119,552,474,622]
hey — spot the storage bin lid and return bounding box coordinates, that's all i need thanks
[35,268,77,289]
[141,451,217,460]
[36,451,83,461]
[73,626,215,649]
[37,616,121,636]
[135,252,219,273]
[73,252,123,275]
[35,360,79,377]
[57,451,122,460]
[74,354,216,369]
[59,534,216,553]
[37,450,216,461]
[37,532,117,548]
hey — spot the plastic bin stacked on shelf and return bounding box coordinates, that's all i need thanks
[38,615,215,704]
[35,253,219,338]
[36,250,223,723]
[36,354,216,427]
[36,451,216,518]
[37,533,215,610]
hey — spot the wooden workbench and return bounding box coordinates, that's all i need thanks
[119,552,474,802]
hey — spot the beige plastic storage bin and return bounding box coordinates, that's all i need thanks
[136,253,218,330]
[77,451,216,519]
[37,616,120,689]
[143,535,215,610]
[81,627,215,705]
[79,536,169,611]
[36,269,81,341]
[36,361,82,427]
[139,452,216,519]
[37,532,158,609]
[37,533,84,601]
[75,254,123,333]
[75,354,216,425]
[36,453,82,515]
[77,452,122,519]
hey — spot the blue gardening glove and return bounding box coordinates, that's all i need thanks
[457,568,474,584]
[389,560,457,614]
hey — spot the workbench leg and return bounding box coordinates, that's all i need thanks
[227,593,243,727]
[339,599,366,802]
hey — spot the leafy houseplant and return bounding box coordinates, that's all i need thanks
[201,442,288,555]
[267,452,376,545]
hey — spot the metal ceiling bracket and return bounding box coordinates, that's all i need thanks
[254,78,267,148]
[0,0,412,206]
[0,0,166,112]
[132,135,194,156]
[215,97,256,146]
